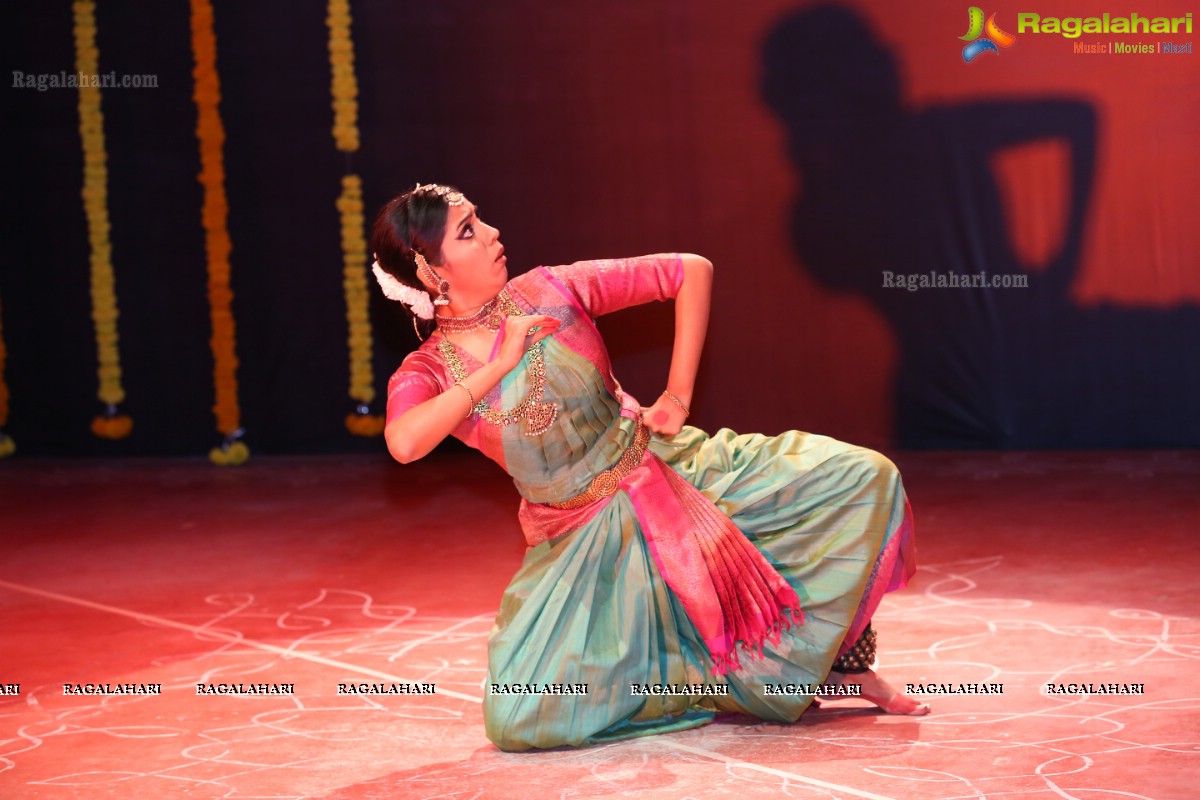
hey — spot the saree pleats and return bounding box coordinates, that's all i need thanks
[487,425,915,751]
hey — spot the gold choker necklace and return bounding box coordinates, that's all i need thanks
[434,290,523,334]
[434,296,500,334]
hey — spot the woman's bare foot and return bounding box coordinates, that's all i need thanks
[831,669,930,716]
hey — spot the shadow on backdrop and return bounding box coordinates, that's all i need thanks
[761,4,1199,448]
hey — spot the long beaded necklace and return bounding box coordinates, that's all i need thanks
[436,290,558,436]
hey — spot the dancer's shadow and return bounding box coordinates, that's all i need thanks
[762,4,1199,447]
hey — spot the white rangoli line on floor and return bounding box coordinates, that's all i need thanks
[0,578,483,704]
[654,739,901,800]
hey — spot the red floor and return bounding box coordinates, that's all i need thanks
[1,449,1198,799]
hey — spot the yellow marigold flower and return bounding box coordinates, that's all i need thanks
[209,440,250,466]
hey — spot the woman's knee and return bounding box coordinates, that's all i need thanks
[849,447,901,489]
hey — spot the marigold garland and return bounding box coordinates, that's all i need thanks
[190,0,247,465]
[327,0,360,152]
[328,0,383,436]
[339,173,383,436]
[0,295,13,458]
[74,0,132,440]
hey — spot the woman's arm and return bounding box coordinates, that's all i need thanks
[643,253,713,436]
[385,314,559,463]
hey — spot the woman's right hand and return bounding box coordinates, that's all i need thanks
[496,314,560,371]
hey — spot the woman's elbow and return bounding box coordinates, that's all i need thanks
[388,443,418,464]
[680,253,714,274]
[385,424,422,464]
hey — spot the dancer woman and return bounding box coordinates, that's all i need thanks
[375,183,925,752]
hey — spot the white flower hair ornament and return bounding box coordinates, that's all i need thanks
[372,257,434,320]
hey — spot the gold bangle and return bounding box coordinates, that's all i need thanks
[661,390,690,417]
[452,382,476,417]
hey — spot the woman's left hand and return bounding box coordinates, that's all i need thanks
[641,394,688,437]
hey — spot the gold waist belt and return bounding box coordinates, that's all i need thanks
[544,419,651,510]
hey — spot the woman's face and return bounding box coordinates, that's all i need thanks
[435,199,507,300]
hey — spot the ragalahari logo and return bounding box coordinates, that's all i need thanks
[961,7,1016,61]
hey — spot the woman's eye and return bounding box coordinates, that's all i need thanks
[462,224,474,239]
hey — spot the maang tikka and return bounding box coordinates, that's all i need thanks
[412,183,465,206]
[413,251,450,306]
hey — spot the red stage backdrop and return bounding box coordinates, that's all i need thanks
[2,0,1197,455]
